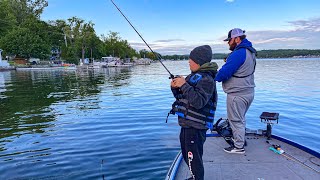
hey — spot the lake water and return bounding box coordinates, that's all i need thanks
[0,58,319,179]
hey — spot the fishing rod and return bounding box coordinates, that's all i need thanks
[110,0,175,79]
[266,141,320,173]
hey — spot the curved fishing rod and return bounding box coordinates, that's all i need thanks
[110,0,175,79]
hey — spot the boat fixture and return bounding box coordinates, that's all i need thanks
[260,112,279,140]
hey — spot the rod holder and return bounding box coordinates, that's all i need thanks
[260,112,279,140]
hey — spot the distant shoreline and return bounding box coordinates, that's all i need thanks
[163,49,320,60]
[211,56,320,60]
[212,49,320,59]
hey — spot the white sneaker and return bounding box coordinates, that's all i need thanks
[224,146,245,154]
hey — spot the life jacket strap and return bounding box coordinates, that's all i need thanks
[177,100,215,121]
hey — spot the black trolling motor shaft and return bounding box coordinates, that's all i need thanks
[110,0,175,79]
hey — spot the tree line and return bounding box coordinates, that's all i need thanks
[212,49,320,59]
[254,49,320,58]
[164,49,320,60]
[0,0,159,64]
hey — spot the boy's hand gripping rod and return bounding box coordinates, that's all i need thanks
[110,0,175,79]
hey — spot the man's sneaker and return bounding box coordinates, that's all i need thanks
[224,146,245,154]
[186,177,194,180]
[185,177,194,180]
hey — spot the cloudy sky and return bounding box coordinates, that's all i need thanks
[42,0,320,55]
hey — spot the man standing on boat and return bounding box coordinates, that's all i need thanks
[215,28,256,154]
[170,45,218,180]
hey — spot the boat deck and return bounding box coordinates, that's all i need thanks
[173,134,320,180]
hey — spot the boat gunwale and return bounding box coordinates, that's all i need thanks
[165,151,183,180]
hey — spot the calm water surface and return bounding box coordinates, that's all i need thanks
[0,58,319,179]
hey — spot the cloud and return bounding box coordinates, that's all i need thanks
[154,39,185,43]
[288,17,320,32]
[218,17,320,51]
[130,17,320,55]
[130,41,202,55]
[226,0,235,2]
[247,17,320,50]
[254,37,302,44]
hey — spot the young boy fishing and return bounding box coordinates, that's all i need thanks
[170,45,218,180]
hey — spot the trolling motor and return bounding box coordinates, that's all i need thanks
[212,118,234,146]
[260,112,279,140]
[214,112,280,146]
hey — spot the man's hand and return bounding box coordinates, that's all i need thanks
[171,76,186,88]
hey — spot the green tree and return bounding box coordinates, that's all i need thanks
[0,0,17,37]
[86,32,104,60]
[47,20,65,48]
[55,17,102,64]
[0,0,145,63]
[139,49,162,60]
[0,0,50,59]
[9,0,48,25]
[47,19,75,61]
[77,21,96,62]
[0,28,50,58]
[101,31,140,59]
[139,49,148,58]
[103,31,122,57]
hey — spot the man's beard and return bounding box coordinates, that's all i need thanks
[229,41,237,51]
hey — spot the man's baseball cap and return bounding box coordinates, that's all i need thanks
[223,28,246,41]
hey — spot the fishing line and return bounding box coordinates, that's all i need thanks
[101,159,106,180]
[132,74,189,76]
[110,0,175,79]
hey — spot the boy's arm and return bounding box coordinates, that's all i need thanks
[180,75,214,109]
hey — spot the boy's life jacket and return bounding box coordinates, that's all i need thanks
[167,62,218,130]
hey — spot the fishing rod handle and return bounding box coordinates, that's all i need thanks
[169,75,181,79]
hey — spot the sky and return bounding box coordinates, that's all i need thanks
[41,0,320,55]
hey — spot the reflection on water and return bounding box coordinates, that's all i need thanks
[0,59,320,179]
[0,71,11,99]
[0,67,141,179]
[0,68,131,139]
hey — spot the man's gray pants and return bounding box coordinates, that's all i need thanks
[227,93,254,148]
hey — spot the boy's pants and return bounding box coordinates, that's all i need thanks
[180,127,207,180]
